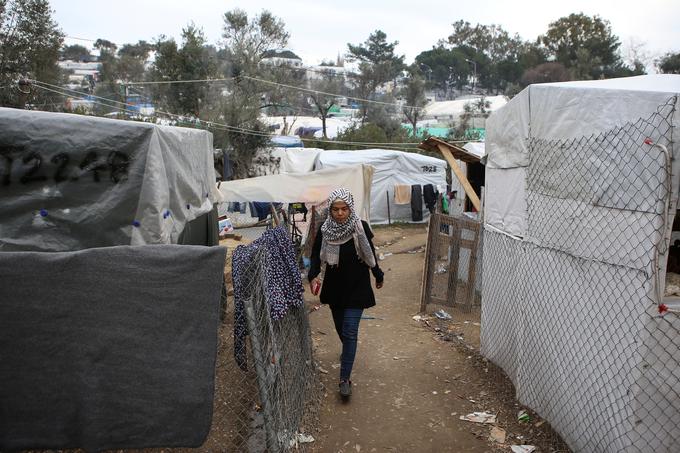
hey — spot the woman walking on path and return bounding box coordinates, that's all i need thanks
[309,188,384,399]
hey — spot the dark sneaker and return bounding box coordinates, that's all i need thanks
[339,380,352,398]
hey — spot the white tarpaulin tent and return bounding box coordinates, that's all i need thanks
[270,147,320,173]
[0,108,219,251]
[315,149,448,224]
[482,74,680,452]
[217,164,374,221]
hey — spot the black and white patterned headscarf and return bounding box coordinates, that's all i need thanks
[320,188,376,268]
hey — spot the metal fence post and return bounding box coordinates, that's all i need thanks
[244,295,279,452]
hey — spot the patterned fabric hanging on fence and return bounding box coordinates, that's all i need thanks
[232,226,304,370]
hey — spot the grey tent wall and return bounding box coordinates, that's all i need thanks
[178,205,220,246]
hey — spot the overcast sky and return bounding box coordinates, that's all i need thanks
[52,0,679,66]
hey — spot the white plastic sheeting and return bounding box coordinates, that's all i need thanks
[315,149,448,224]
[270,147,321,173]
[216,164,374,221]
[485,74,680,238]
[0,108,218,252]
[482,75,680,452]
[422,95,508,121]
[482,230,680,452]
[462,142,485,159]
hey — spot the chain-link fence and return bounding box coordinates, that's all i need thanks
[482,98,679,452]
[420,213,483,313]
[228,229,320,453]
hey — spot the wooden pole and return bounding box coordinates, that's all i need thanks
[386,190,391,225]
[270,203,280,226]
[435,143,481,212]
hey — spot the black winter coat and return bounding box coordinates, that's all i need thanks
[308,220,384,309]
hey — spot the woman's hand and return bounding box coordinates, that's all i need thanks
[311,277,322,295]
[376,281,384,289]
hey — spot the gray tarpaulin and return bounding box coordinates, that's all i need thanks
[0,244,227,451]
[0,108,219,251]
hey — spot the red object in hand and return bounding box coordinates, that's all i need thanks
[659,303,668,315]
[311,279,321,296]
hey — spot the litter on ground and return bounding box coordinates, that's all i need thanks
[510,446,536,453]
[459,411,497,424]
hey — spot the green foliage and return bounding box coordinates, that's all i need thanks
[61,44,91,62]
[446,20,524,92]
[222,9,289,75]
[521,62,570,86]
[218,9,290,177]
[415,46,471,92]
[94,39,116,51]
[149,25,218,116]
[116,40,152,82]
[0,0,64,108]
[540,13,621,79]
[659,52,680,74]
[400,65,427,134]
[333,122,417,150]
[347,30,405,122]
[262,49,300,60]
[308,70,346,138]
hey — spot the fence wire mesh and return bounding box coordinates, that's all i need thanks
[421,213,483,313]
[481,97,680,452]
[230,239,320,453]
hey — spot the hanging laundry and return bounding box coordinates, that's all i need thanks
[232,226,304,370]
[222,149,233,181]
[411,185,423,221]
[393,184,412,204]
[251,202,271,221]
[423,184,437,213]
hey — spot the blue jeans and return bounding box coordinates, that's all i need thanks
[330,307,363,381]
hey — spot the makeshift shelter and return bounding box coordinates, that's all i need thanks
[0,108,225,451]
[0,108,220,251]
[270,135,303,148]
[217,164,374,221]
[315,149,448,224]
[421,95,508,125]
[419,137,482,215]
[481,75,680,452]
[271,147,321,173]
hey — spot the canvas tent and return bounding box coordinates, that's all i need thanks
[0,109,225,451]
[0,108,220,251]
[249,148,448,224]
[482,75,680,452]
[271,147,320,173]
[217,164,374,221]
[315,149,448,224]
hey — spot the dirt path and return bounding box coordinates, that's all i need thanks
[306,225,498,452]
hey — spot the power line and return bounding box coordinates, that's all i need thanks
[29,80,478,146]
[240,75,425,110]
[60,33,424,110]
[28,82,429,150]
[66,35,98,43]
[126,77,236,86]
[31,80,276,138]
[126,73,425,111]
